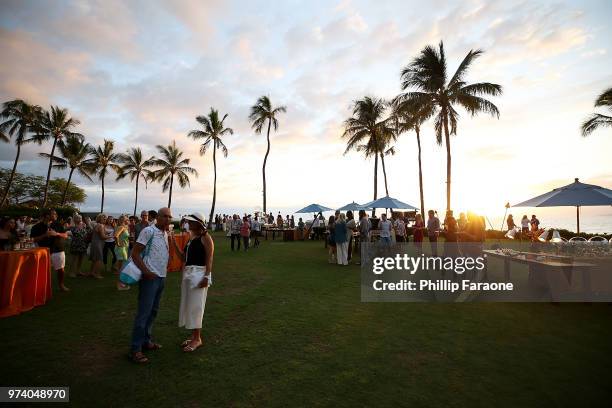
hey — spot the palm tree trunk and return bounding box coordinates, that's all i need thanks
[100,175,105,213]
[209,141,217,228]
[61,167,75,206]
[372,154,378,217]
[415,126,425,215]
[168,174,174,208]
[443,114,452,212]
[133,172,140,217]
[380,152,389,196]
[262,119,272,213]
[42,135,59,208]
[0,144,21,207]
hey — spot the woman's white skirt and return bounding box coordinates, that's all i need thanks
[179,265,209,330]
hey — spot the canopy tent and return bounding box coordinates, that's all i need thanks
[336,201,368,211]
[363,195,419,210]
[512,178,612,234]
[295,203,333,213]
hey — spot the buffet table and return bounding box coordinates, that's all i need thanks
[0,247,52,318]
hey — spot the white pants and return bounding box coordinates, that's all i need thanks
[179,266,209,330]
[336,242,348,265]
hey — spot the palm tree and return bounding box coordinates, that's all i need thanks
[342,96,395,213]
[0,100,43,207]
[249,96,287,214]
[188,108,232,226]
[389,102,433,214]
[39,135,94,206]
[85,139,120,213]
[581,87,612,136]
[116,147,155,217]
[398,41,502,211]
[151,140,198,208]
[35,106,83,207]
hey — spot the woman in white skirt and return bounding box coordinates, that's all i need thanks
[171,212,214,353]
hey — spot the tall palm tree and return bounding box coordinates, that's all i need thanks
[398,41,502,211]
[389,102,434,214]
[84,139,120,213]
[116,147,155,216]
[249,96,286,214]
[35,106,83,207]
[188,108,232,226]
[581,87,612,136]
[39,135,94,206]
[0,99,43,207]
[151,140,198,208]
[342,96,395,214]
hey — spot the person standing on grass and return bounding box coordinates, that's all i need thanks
[379,214,392,246]
[251,215,261,248]
[345,211,356,263]
[67,214,89,278]
[88,213,109,279]
[521,215,530,234]
[169,212,214,353]
[102,216,117,273]
[327,215,337,263]
[230,214,242,251]
[31,209,70,292]
[413,213,425,254]
[427,210,440,257]
[240,216,250,251]
[394,216,406,243]
[129,207,173,364]
[335,213,349,266]
[114,215,131,291]
[358,210,371,266]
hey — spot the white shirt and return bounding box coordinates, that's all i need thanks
[521,218,529,228]
[183,222,190,231]
[136,225,169,277]
[313,218,320,228]
[379,220,392,238]
[252,220,261,231]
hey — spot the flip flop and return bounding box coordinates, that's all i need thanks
[180,339,191,348]
[183,341,202,352]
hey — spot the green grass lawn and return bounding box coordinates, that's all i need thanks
[1,232,611,407]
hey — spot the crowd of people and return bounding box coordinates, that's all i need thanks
[1,207,216,363]
[321,209,488,265]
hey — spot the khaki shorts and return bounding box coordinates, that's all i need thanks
[50,252,66,271]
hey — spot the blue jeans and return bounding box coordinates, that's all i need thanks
[131,276,165,353]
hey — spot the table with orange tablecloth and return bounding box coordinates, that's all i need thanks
[0,247,52,318]
[167,233,190,273]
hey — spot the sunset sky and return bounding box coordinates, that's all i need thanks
[1,0,611,229]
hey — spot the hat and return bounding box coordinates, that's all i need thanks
[184,212,207,228]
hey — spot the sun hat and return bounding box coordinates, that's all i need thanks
[184,212,207,228]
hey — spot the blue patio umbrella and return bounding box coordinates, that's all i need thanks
[295,203,333,214]
[336,201,368,211]
[512,178,612,233]
[363,195,419,210]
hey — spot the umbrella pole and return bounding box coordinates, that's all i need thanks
[576,206,580,235]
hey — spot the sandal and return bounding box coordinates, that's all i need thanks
[143,342,162,351]
[180,339,191,348]
[131,351,149,364]
[183,340,202,353]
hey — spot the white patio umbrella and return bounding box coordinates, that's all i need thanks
[336,201,368,211]
[512,178,612,234]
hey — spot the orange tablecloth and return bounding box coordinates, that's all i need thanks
[0,248,52,318]
[167,233,190,273]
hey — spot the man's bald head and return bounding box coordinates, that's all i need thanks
[156,207,173,229]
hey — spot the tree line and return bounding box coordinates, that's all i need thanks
[0,96,286,226]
